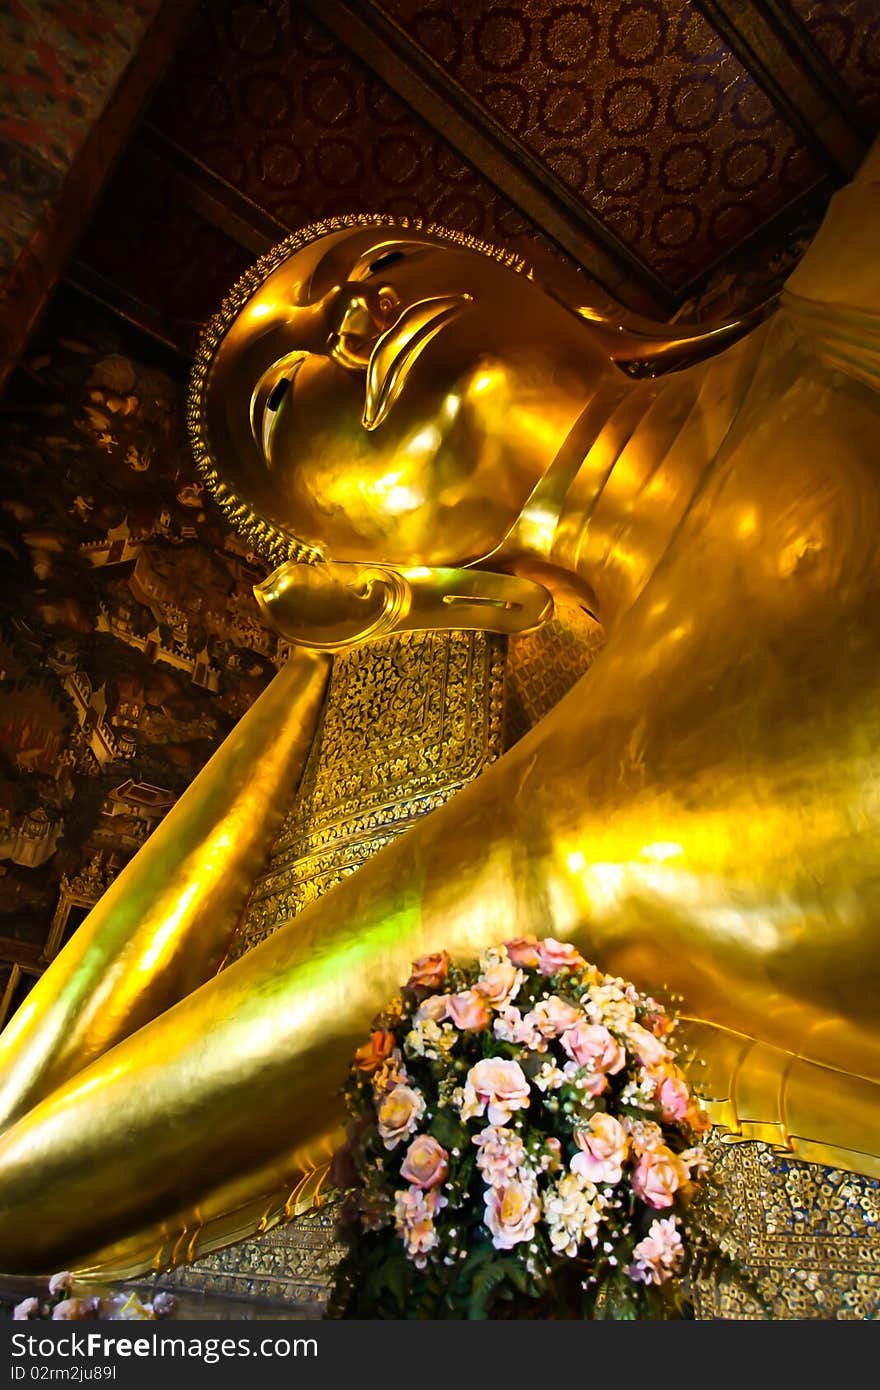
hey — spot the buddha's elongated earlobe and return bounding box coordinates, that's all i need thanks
[577,297,776,377]
[254,558,553,652]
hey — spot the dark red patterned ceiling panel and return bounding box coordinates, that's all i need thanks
[144,0,607,274]
[788,0,880,124]
[373,0,825,286]
[74,155,251,333]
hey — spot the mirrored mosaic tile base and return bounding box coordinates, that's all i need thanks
[691,1137,880,1319]
[159,1138,880,1319]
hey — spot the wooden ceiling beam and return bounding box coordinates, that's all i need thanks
[63,127,285,356]
[303,0,674,315]
[64,260,193,360]
[138,125,289,256]
[0,939,43,970]
[695,0,869,179]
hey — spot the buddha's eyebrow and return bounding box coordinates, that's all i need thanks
[367,250,405,276]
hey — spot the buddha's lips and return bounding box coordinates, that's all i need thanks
[362,293,474,432]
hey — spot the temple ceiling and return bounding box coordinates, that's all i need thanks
[66,0,879,348]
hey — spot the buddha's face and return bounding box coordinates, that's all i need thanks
[202,226,614,567]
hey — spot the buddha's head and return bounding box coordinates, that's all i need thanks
[190,218,616,570]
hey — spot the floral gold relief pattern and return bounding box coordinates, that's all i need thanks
[229,629,505,962]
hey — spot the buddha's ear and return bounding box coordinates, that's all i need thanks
[530,234,777,376]
[573,297,778,377]
[254,559,553,652]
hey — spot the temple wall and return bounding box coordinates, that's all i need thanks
[0,294,279,1017]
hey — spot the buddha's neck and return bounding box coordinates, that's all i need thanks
[524,328,767,631]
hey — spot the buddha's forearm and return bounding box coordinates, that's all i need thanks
[0,649,329,1131]
[2,580,880,1273]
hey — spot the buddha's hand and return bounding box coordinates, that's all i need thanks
[255,559,552,651]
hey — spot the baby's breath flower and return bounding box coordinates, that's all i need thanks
[534,1060,566,1092]
[404,1018,457,1060]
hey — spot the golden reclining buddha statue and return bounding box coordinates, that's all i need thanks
[1,140,880,1284]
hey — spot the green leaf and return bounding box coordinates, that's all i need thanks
[429,1108,467,1150]
[468,1257,525,1320]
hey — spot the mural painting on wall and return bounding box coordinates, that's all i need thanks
[0,292,284,1020]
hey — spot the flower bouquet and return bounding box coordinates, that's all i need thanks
[328,937,719,1320]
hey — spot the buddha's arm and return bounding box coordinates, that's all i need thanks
[3,438,880,1276]
[0,650,329,1131]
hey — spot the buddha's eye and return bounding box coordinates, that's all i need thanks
[377,289,397,319]
[368,250,405,275]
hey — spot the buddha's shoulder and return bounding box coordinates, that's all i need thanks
[782,138,880,394]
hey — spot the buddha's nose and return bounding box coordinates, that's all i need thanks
[326,282,398,370]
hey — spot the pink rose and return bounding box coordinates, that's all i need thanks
[526,995,582,1038]
[561,1021,626,1075]
[476,961,524,1008]
[484,1179,541,1250]
[446,989,490,1032]
[12,1298,39,1320]
[628,1216,684,1285]
[400,1134,449,1189]
[377,1084,426,1150]
[461,1058,531,1124]
[631,1146,689,1209]
[535,938,585,976]
[406,952,450,989]
[628,1022,671,1067]
[504,937,540,968]
[651,1065,691,1123]
[571,1112,629,1185]
[414,993,450,1023]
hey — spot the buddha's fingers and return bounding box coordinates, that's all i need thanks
[0,649,329,1132]
[682,1020,880,1180]
[70,1129,344,1284]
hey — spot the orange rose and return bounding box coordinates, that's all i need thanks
[406,952,450,989]
[354,1029,396,1074]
